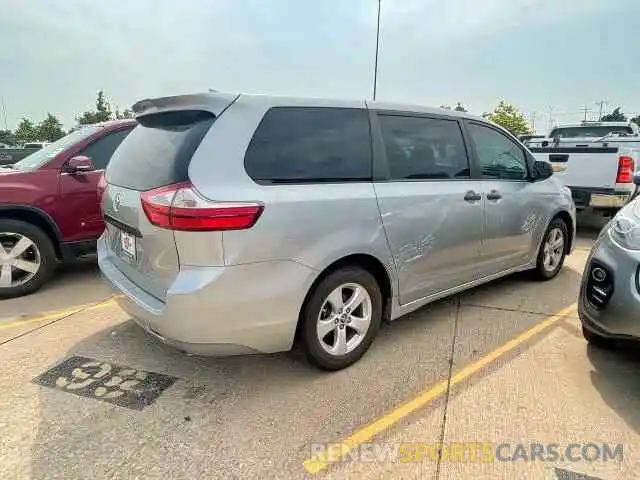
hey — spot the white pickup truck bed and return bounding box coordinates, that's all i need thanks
[527,139,639,212]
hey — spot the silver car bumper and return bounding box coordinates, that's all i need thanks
[578,229,640,339]
[98,238,317,356]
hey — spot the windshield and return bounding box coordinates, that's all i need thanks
[11,126,100,170]
[549,126,634,138]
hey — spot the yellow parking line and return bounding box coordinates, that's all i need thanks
[0,299,117,331]
[303,302,578,475]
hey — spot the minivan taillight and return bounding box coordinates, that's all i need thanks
[140,182,264,231]
[616,156,635,183]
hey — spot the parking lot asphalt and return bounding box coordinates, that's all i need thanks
[2,218,637,480]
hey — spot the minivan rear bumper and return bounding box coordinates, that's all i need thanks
[98,236,316,356]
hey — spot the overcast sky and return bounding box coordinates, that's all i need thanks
[2,0,639,133]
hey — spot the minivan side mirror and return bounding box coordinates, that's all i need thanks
[634,171,640,186]
[531,160,553,181]
[66,155,94,174]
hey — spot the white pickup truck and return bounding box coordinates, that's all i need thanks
[525,121,640,216]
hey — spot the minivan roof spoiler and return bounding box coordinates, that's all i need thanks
[132,92,240,118]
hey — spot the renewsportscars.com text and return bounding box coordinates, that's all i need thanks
[310,442,624,463]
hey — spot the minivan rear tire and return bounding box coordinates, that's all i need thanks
[0,219,57,299]
[299,267,383,371]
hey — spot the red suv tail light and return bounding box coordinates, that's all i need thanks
[140,182,264,231]
[616,156,635,183]
[97,173,107,210]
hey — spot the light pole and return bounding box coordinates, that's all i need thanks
[372,0,381,101]
[1,96,7,131]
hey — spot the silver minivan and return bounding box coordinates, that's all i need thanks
[98,92,576,370]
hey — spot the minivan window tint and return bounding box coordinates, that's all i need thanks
[76,128,133,170]
[244,107,372,184]
[105,110,215,191]
[378,115,470,180]
[467,123,528,181]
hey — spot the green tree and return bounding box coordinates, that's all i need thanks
[95,90,111,122]
[114,108,134,119]
[36,113,65,142]
[76,90,113,125]
[0,130,16,146]
[484,100,532,136]
[14,118,38,143]
[440,103,467,112]
[631,114,640,127]
[601,107,627,122]
[453,102,467,112]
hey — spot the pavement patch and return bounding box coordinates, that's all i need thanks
[32,355,177,411]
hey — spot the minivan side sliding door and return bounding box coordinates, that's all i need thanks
[370,111,485,305]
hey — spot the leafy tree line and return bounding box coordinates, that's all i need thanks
[0,90,133,147]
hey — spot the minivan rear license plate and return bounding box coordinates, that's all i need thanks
[120,230,136,259]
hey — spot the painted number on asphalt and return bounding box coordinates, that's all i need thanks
[32,356,178,410]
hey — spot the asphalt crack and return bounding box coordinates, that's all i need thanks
[435,297,461,479]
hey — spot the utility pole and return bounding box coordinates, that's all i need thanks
[529,111,537,132]
[596,100,607,120]
[372,0,381,101]
[547,105,554,130]
[581,105,590,122]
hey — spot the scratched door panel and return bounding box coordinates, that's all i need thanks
[32,356,178,411]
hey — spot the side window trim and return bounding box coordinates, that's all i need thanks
[370,110,475,183]
[464,120,531,182]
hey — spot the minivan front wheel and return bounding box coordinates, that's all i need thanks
[0,220,57,299]
[533,217,568,280]
[299,267,382,370]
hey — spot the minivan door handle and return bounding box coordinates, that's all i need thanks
[463,190,482,202]
[486,190,502,201]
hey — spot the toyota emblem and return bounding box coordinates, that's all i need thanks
[113,192,123,213]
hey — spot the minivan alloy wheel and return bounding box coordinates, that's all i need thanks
[0,232,41,287]
[542,227,565,272]
[317,283,373,356]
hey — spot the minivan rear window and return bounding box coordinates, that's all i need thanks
[105,110,215,191]
[244,106,372,184]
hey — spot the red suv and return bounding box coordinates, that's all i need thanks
[0,119,136,298]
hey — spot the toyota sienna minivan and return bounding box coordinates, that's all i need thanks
[98,91,576,370]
